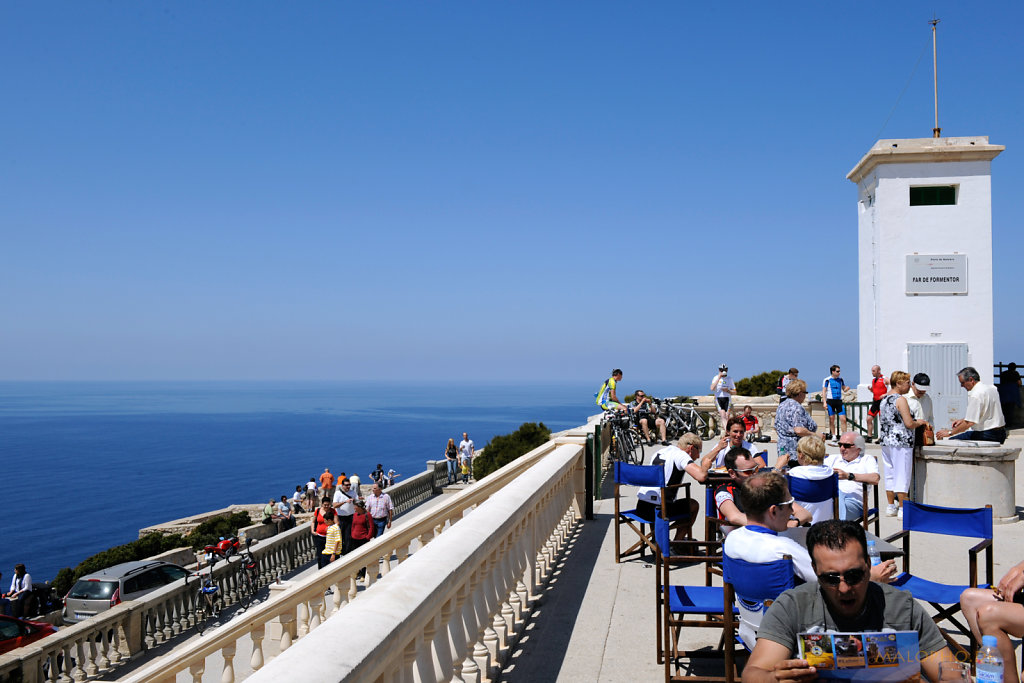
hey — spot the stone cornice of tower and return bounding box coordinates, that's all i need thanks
[847,136,1004,184]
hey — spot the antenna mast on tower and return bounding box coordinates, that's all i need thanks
[930,17,941,138]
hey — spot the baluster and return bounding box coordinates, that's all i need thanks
[415,618,438,682]
[433,602,455,680]
[94,627,111,672]
[189,660,205,683]
[250,624,266,670]
[279,611,295,652]
[381,548,392,577]
[162,598,174,642]
[397,542,410,564]
[220,643,236,683]
[348,574,359,602]
[142,609,156,649]
[333,579,344,611]
[170,593,183,636]
[71,636,87,681]
[297,600,310,638]
[400,633,418,683]
[114,619,131,664]
[309,594,323,631]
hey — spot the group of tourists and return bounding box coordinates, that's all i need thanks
[310,476,395,575]
[604,361,1016,683]
[444,432,475,485]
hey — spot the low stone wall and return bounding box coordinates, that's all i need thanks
[138,504,264,539]
[915,441,1021,523]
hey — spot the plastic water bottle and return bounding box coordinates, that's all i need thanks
[977,634,1004,683]
[867,540,881,567]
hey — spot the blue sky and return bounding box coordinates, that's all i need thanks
[3,2,1022,389]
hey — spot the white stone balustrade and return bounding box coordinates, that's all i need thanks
[243,440,586,683]
[111,437,580,683]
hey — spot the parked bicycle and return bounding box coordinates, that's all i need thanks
[190,554,223,635]
[234,538,260,610]
[602,409,644,465]
[657,399,714,441]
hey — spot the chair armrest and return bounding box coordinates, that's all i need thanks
[968,538,994,587]
[883,530,907,544]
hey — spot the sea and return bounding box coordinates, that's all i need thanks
[0,380,700,582]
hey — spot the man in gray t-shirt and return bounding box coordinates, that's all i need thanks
[742,520,952,683]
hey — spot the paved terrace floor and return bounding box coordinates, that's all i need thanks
[502,429,1024,683]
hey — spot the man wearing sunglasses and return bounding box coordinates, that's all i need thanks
[742,520,952,683]
[823,432,879,522]
[715,448,811,536]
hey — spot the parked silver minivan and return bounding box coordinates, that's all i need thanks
[62,561,189,624]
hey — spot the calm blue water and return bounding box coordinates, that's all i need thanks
[0,380,696,582]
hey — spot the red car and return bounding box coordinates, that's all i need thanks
[0,614,58,655]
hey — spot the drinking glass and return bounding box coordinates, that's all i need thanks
[939,661,972,683]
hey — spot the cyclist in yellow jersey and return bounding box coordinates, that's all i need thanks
[596,369,625,410]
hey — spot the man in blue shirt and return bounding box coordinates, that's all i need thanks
[821,365,848,442]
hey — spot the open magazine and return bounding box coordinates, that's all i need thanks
[798,630,921,683]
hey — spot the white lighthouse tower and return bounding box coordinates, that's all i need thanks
[846,136,1004,429]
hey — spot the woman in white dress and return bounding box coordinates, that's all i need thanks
[879,370,928,518]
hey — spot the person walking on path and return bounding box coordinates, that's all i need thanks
[349,500,375,580]
[319,468,335,500]
[773,379,822,471]
[324,511,342,565]
[711,364,736,431]
[332,478,357,554]
[864,365,887,443]
[444,438,459,485]
[311,498,333,569]
[365,484,394,538]
[821,365,848,442]
[458,432,475,483]
[305,478,318,512]
[878,371,928,518]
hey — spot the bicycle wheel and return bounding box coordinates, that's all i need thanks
[195,594,209,635]
[236,571,253,610]
[614,426,631,462]
[628,427,645,464]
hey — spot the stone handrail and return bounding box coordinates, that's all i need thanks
[116,438,571,683]
[246,438,587,682]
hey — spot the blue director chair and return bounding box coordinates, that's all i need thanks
[786,472,839,521]
[614,461,691,563]
[722,553,796,652]
[886,501,993,661]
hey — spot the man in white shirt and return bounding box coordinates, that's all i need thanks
[936,366,1007,443]
[824,432,879,521]
[903,373,934,425]
[458,432,475,477]
[711,364,736,429]
[635,433,706,541]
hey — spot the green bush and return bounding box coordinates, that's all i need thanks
[473,422,552,480]
[736,370,785,397]
[50,511,254,597]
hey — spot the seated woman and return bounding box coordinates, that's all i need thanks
[787,436,835,524]
[962,561,1024,683]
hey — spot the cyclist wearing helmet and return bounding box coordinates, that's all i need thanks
[710,364,735,430]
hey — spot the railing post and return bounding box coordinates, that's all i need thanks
[584,433,594,520]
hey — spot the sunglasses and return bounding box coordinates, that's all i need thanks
[817,568,867,587]
[776,497,795,508]
[838,443,856,449]
[732,465,759,474]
